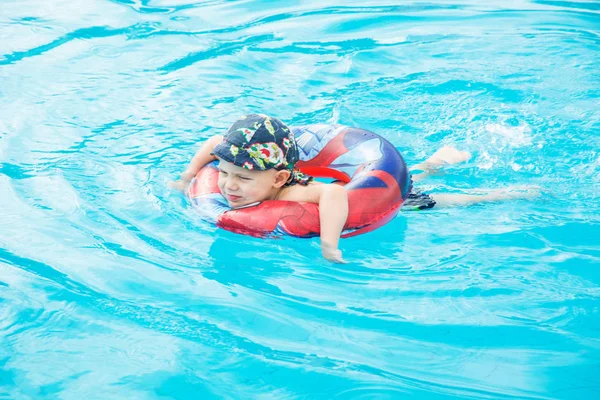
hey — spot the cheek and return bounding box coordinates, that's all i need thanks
[239,180,255,194]
[252,179,272,195]
[238,180,264,198]
[217,175,232,193]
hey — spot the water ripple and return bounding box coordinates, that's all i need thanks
[2,0,600,398]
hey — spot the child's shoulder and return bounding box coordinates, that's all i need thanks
[278,181,323,204]
[278,181,343,204]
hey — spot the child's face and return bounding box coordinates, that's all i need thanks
[217,159,289,208]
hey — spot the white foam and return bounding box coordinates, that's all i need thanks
[485,123,533,147]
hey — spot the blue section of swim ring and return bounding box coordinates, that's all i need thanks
[342,128,411,197]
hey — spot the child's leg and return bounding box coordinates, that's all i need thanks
[430,187,540,208]
[410,146,472,182]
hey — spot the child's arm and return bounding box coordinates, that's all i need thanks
[318,184,349,263]
[169,135,223,190]
[281,182,349,262]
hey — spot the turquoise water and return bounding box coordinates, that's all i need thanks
[1,0,599,398]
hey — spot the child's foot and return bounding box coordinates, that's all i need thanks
[427,146,472,166]
[410,146,472,174]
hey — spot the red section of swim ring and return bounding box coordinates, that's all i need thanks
[342,203,401,238]
[218,201,320,238]
[188,167,219,197]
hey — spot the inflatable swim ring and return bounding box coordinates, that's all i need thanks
[188,124,411,238]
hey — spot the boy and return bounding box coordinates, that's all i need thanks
[171,114,348,262]
[171,114,536,262]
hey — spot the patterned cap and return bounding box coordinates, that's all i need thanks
[212,114,299,171]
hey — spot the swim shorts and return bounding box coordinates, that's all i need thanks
[402,186,436,211]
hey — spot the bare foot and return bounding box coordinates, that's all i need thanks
[410,146,472,174]
[427,146,472,166]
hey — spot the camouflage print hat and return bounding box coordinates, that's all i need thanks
[212,114,299,171]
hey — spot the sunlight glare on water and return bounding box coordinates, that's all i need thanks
[1,0,599,398]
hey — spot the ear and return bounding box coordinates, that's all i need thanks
[273,170,291,188]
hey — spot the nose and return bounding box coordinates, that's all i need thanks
[224,176,239,192]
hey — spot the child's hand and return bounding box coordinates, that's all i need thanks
[321,242,347,264]
[168,179,190,192]
[168,171,195,192]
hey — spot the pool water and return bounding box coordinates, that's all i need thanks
[1,0,599,398]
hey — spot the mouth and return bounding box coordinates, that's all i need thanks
[226,194,242,202]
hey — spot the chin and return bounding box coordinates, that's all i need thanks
[227,199,247,208]
[229,198,262,209]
